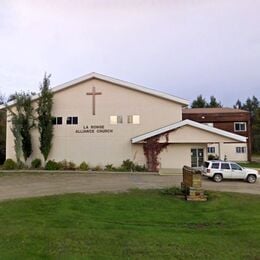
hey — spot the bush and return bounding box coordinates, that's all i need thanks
[31,158,42,169]
[104,164,115,171]
[134,164,147,172]
[208,154,219,160]
[121,159,135,171]
[92,165,103,171]
[3,159,17,170]
[120,159,147,172]
[79,161,89,171]
[17,161,27,169]
[59,160,76,170]
[45,160,61,170]
[67,161,76,170]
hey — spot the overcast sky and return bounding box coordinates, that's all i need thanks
[0,0,259,106]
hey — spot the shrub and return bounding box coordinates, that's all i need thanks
[31,158,42,169]
[121,159,135,171]
[17,161,27,169]
[3,159,17,170]
[79,161,89,171]
[59,160,76,170]
[134,164,147,172]
[104,164,115,171]
[68,161,76,170]
[45,160,61,170]
[92,165,103,171]
[208,154,219,160]
[120,159,147,172]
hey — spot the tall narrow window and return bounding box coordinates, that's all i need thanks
[128,115,140,124]
[110,115,123,124]
[73,117,78,124]
[52,117,63,125]
[66,117,72,125]
[57,117,62,125]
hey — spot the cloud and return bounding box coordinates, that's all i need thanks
[0,0,259,105]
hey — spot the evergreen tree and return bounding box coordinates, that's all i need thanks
[0,94,4,105]
[235,96,260,153]
[242,96,259,122]
[37,74,53,161]
[252,108,260,153]
[233,99,242,109]
[191,95,222,108]
[207,96,222,108]
[191,95,207,108]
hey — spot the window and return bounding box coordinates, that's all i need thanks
[110,115,123,124]
[203,161,209,168]
[231,163,242,171]
[128,115,140,124]
[234,122,246,132]
[236,147,246,153]
[208,147,215,153]
[67,116,78,125]
[211,163,219,169]
[52,117,62,125]
[221,163,230,170]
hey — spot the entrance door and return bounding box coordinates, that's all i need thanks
[191,148,204,167]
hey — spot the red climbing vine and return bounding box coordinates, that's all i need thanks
[143,133,169,172]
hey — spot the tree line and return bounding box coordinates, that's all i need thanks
[0,74,53,165]
[191,95,260,153]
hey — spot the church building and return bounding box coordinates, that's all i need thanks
[2,72,247,171]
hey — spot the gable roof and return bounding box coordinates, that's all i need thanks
[1,72,189,109]
[131,119,247,143]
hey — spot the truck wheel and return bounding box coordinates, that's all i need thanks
[213,173,223,183]
[247,175,256,184]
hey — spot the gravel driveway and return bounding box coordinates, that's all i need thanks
[0,172,259,201]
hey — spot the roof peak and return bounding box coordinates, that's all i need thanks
[132,119,247,143]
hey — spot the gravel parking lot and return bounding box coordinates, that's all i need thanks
[0,172,259,201]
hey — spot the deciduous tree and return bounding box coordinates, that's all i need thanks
[7,92,34,162]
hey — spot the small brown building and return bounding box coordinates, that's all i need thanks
[182,108,251,161]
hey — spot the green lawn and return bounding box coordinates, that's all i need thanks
[0,190,259,259]
[238,162,260,168]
